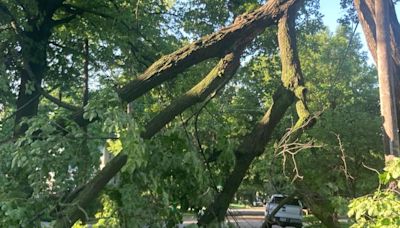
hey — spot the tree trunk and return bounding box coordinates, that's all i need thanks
[11,12,53,200]
[198,1,307,224]
[198,88,294,225]
[375,0,399,156]
[354,0,400,156]
[298,190,340,228]
[14,42,47,137]
[54,153,128,228]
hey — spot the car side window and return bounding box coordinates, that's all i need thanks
[270,196,284,204]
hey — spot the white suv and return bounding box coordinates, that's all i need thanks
[265,194,303,228]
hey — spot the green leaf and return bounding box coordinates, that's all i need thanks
[367,206,375,216]
[348,207,355,217]
[355,209,363,220]
[11,154,19,168]
[379,172,391,184]
[381,218,391,225]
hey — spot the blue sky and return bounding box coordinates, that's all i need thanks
[320,0,344,29]
[319,0,400,64]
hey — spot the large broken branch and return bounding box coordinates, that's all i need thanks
[198,1,306,225]
[53,1,307,226]
[277,0,310,132]
[198,88,295,225]
[73,0,299,129]
[117,0,301,103]
[141,47,244,139]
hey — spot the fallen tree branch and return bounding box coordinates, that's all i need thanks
[117,0,301,102]
[198,1,306,224]
[141,46,244,139]
[53,0,306,226]
[198,88,295,225]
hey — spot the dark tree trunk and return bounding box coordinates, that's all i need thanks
[198,88,295,225]
[14,71,42,136]
[13,0,59,136]
[11,6,54,199]
[54,153,128,228]
[298,189,340,228]
[14,41,47,137]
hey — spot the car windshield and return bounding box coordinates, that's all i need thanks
[270,196,300,206]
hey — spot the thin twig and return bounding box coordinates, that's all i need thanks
[275,112,323,182]
[362,162,382,191]
[334,132,354,180]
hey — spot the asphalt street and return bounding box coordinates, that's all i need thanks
[179,207,298,228]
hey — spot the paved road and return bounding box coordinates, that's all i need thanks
[180,207,298,228]
[179,217,264,228]
[180,219,293,228]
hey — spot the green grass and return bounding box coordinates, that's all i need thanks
[229,203,250,209]
[302,214,351,228]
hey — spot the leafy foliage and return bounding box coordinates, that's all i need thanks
[348,158,400,227]
[0,0,395,227]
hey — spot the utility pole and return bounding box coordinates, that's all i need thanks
[375,0,400,157]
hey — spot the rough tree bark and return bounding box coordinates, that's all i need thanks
[375,0,399,156]
[354,0,400,156]
[141,46,245,139]
[198,0,309,224]
[354,0,400,64]
[117,0,302,103]
[55,0,307,225]
[197,88,295,225]
[53,153,128,228]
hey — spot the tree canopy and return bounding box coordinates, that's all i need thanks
[0,0,399,227]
